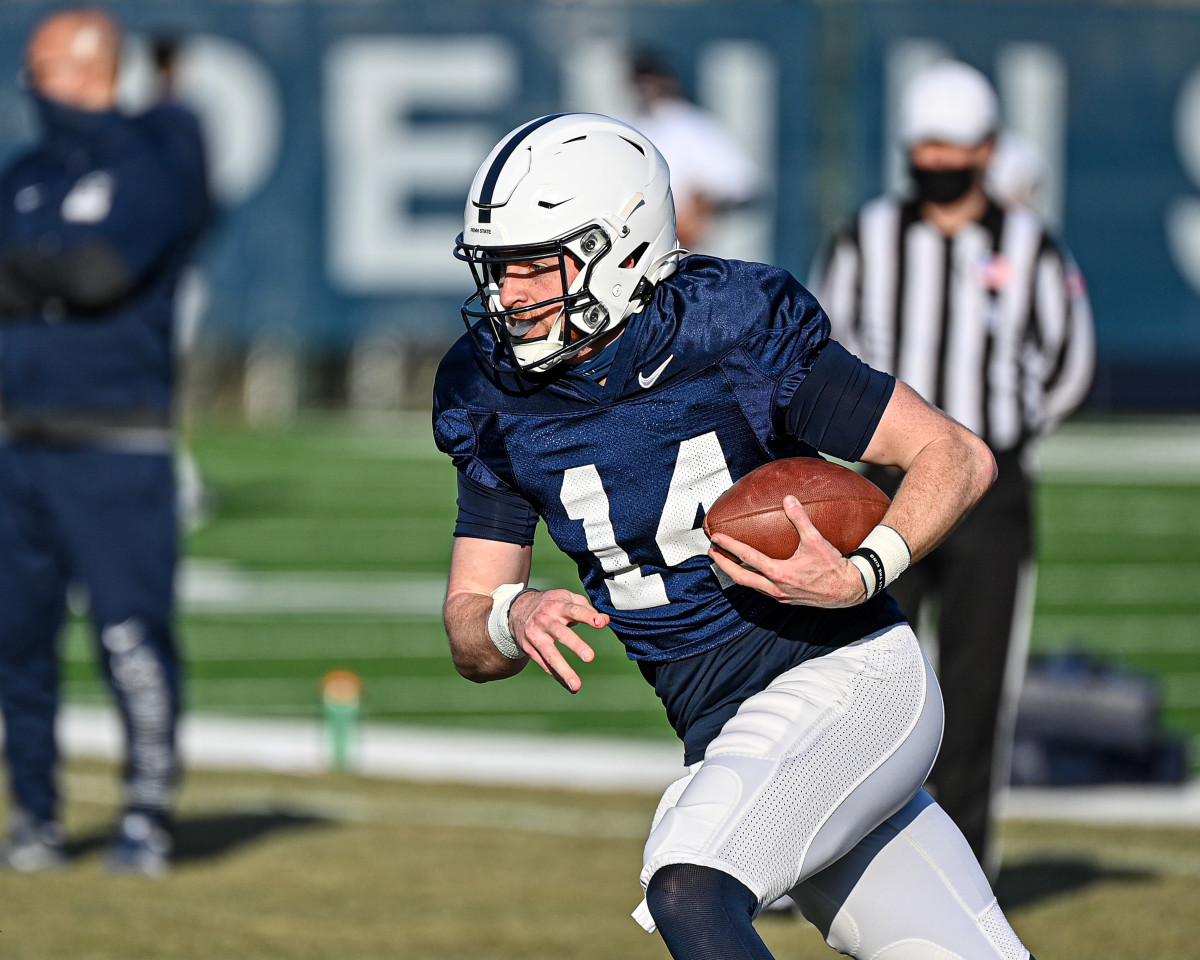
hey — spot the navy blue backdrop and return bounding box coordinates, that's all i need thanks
[0,0,1197,408]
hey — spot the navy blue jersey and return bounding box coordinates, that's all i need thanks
[0,96,208,417]
[434,256,902,663]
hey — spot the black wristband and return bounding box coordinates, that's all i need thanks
[847,546,886,598]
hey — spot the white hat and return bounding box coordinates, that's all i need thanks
[900,60,999,147]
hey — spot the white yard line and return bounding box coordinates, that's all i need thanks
[57,705,685,792]
[50,705,1200,826]
[1000,782,1200,828]
[1034,418,1200,482]
[179,561,447,616]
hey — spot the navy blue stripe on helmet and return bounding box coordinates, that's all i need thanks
[476,113,568,224]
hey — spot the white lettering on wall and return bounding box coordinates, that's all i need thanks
[996,42,1066,227]
[697,41,778,263]
[118,33,283,207]
[1166,65,1200,294]
[324,36,517,293]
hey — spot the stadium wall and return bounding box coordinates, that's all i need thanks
[0,0,1196,408]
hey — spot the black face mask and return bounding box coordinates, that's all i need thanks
[909,163,979,205]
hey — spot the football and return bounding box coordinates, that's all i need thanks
[703,457,891,559]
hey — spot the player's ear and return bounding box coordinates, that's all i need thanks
[620,242,651,269]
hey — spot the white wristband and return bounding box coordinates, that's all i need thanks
[488,582,532,659]
[846,525,912,600]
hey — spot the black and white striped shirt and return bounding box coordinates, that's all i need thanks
[811,198,1095,454]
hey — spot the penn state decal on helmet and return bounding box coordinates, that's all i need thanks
[455,113,681,374]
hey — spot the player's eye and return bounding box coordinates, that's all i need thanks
[509,260,555,279]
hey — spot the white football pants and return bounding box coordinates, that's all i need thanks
[633,623,1030,960]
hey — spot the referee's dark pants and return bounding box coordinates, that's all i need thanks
[867,451,1034,871]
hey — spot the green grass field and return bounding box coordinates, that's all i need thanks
[20,414,1200,959]
[1,757,1199,960]
[56,413,1200,763]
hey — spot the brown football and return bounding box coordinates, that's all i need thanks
[703,457,891,559]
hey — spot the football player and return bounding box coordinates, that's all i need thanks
[433,113,1035,960]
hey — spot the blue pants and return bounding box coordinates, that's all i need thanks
[0,443,181,824]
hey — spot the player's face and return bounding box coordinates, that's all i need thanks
[497,255,582,339]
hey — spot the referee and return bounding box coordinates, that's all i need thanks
[811,60,1095,875]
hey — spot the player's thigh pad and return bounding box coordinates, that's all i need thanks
[791,790,1029,960]
[638,624,941,918]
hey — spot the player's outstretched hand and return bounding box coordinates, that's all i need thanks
[508,588,609,693]
[709,495,866,608]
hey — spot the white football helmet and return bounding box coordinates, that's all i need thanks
[455,113,681,373]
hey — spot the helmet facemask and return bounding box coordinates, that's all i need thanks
[458,224,635,374]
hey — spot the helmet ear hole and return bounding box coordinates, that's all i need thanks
[621,242,650,270]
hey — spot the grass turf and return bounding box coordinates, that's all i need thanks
[1,758,1198,960]
[24,417,1200,957]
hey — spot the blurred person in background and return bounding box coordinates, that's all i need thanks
[810,59,1095,875]
[139,34,209,209]
[0,6,209,875]
[140,33,215,531]
[628,50,762,253]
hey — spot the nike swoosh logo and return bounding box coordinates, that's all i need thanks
[638,355,674,389]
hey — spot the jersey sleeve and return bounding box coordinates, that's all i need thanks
[736,264,832,381]
[701,262,888,461]
[719,265,893,461]
[782,339,895,462]
[432,371,540,545]
[454,471,539,545]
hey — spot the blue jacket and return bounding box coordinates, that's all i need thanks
[0,96,209,423]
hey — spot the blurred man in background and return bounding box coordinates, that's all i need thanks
[0,6,209,875]
[629,50,761,252]
[140,33,216,531]
[811,59,1095,874]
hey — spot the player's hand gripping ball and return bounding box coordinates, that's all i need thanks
[703,457,891,559]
